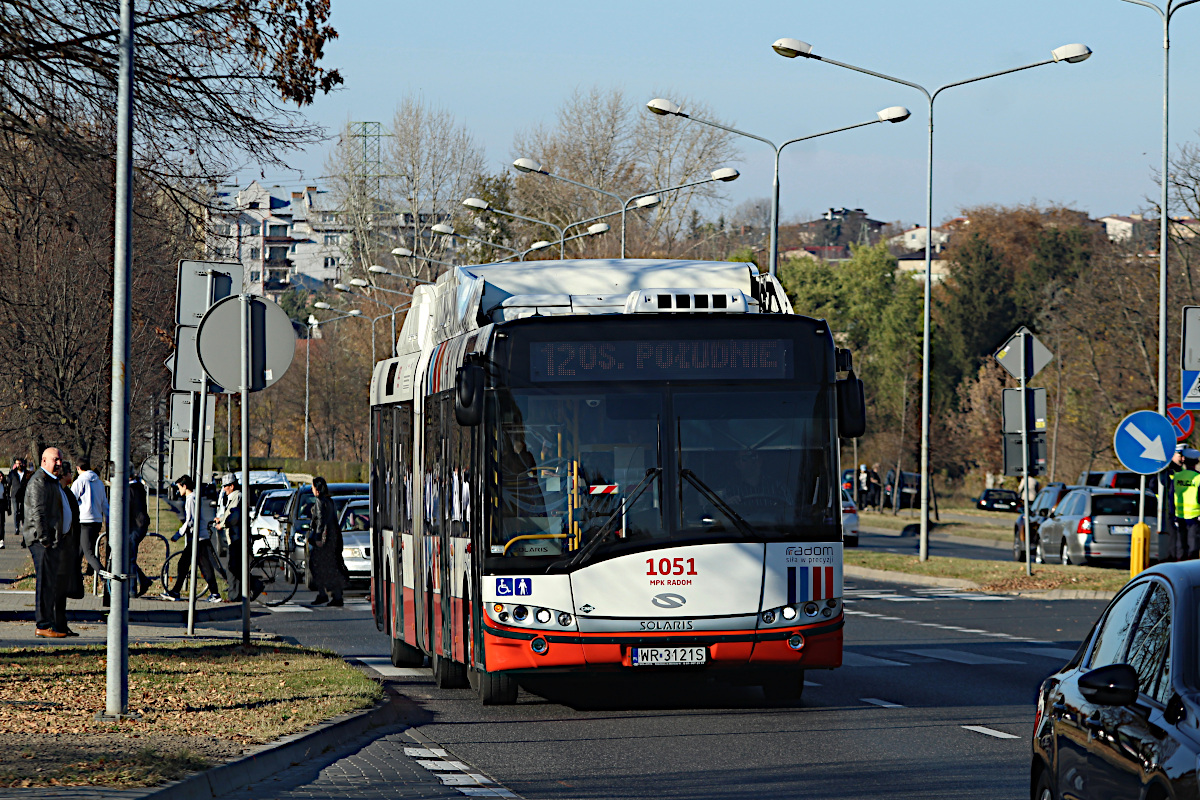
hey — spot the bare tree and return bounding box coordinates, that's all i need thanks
[0,0,341,192]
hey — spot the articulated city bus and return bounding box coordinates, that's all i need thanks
[368,259,865,704]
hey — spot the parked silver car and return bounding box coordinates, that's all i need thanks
[1036,488,1164,565]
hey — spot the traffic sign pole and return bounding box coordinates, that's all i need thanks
[186,384,207,635]
[240,295,251,647]
[1020,330,1031,575]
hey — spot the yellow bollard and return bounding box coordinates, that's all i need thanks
[1131,522,1152,578]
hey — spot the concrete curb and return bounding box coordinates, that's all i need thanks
[141,689,400,800]
[844,565,980,589]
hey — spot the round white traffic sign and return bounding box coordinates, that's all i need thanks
[196,295,296,392]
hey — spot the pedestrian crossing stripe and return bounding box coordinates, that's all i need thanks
[787,565,836,603]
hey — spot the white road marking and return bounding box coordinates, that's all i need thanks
[1009,646,1079,661]
[418,760,472,771]
[358,657,430,678]
[962,725,1020,739]
[265,603,312,613]
[861,697,904,708]
[842,652,909,668]
[898,648,1023,665]
[405,748,448,758]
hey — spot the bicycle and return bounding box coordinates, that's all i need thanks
[245,532,300,607]
[95,530,171,596]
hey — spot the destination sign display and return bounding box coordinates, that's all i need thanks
[529,339,793,382]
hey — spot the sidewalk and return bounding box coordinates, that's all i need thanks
[0,536,243,625]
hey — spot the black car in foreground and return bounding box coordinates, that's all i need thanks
[1032,561,1200,800]
[977,488,1019,512]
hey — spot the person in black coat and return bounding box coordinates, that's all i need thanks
[307,477,346,607]
[21,448,68,637]
[6,457,28,548]
[54,463,84,636]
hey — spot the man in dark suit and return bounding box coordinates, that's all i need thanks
[21,448,69,638]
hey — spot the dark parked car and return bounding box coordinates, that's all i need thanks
[1031,561,1200,800]
[278,482,369,576]
[1076,470,1106,486]
[1013,483,1077,563]
[1098,469,1157,494]
[1036,488,1164,566]
[883,470,921,510]
[977,488,1020,512]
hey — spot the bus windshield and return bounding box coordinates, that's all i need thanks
[491,385,837,564]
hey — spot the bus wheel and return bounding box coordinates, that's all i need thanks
[433,654,468,689]
[390,636,424,668]
[473,668,518,705]
[761,671,805,704]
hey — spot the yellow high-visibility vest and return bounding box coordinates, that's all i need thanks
[1174,469,1200,518]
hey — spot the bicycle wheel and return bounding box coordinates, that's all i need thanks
[135,533,170,592]
[161,550,186,596]
[250,554,298,607]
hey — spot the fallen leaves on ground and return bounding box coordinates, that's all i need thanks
[0,642,381,787]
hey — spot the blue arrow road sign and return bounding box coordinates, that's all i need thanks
[1113,411,1176,475]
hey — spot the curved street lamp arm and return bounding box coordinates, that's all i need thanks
[486,207,565,258]
[803,54,931,101]
[562,207,622,239]
[931,58,1055,103]
[777,117,883,155]
[448,230,520,255]
[1122,0,1166,16]
[1171,0,1200,19]
[536,170,624,207]
[669,112,777,150]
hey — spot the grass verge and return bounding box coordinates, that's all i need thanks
[0,641,382,787]
[858,514,1009,542]
[845,550,1131,594]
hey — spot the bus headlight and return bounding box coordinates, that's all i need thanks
[788,634,805,651]
[557,612,572,627]
[761,610,776,624]
[781,606,798,621]
[803,602,819,617]
[513,605,529,622]
[535,608,552,624]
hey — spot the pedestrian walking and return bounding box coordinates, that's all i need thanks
[215,474,245,601]
[71,460,108,580]
[1018,474,1041,510]
[128,472,153,597]
[162,475,221,602]
[54,463,84,636]
[7,457,29,548]
[307,476,346,607]
[1172,449,1200,561]
[21,448,69,637]
[857,464,869,508]
[868,463,882,511]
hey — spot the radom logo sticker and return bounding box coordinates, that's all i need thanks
[651,593,687,609]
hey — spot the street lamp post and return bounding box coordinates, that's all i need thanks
[647,99,910,273]
[462,198,566,258]
[773,37,1092,565]
[305,306,361,460]
[1121,0,1200,415]
[334,282,411,361]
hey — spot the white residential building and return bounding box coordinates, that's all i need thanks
[1099,214,1148,243]
[207,181,349,296]
[889,224,951,253]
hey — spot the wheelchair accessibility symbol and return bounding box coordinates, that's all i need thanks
[496,578,533,597]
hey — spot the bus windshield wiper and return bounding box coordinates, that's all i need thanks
[547,467,661,574]
[679,468,757,538]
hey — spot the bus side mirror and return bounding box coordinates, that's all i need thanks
[837,371,866,439]
[455,364,485,426]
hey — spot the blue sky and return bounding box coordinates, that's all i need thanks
[239,0,1200,227]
